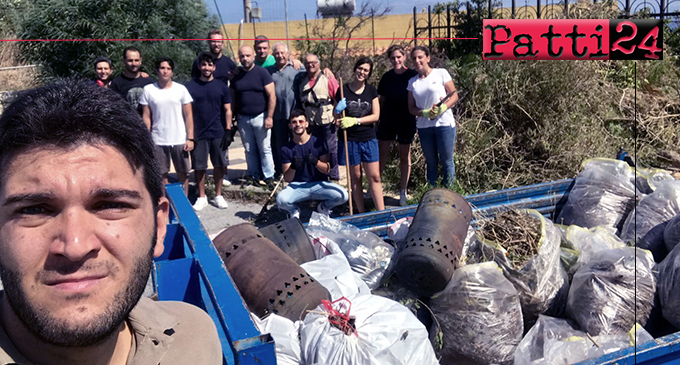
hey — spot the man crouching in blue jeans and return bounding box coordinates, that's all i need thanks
[276,109,348,219]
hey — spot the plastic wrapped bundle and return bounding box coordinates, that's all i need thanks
[665,214,680,252]
[306,212,394,290]
[564,225,625,276]
[472,210,569,326]
[300,295,439,365]
[430,262,523,365]
[556,158,636,234]
[635,167,674,194]
[621,180,680,262]
[566,247,656,335]
[656,242,680,328]
[514,315,653,365]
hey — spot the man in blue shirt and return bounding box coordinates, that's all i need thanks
[265,42,305,178]
[276,109,348,219]
[191,29,237,84]
[230,45,276,186]
[186,52,233,211]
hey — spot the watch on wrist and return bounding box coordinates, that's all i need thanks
[188,139,194,142]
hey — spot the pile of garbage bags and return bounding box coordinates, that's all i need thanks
[240,158,680,364]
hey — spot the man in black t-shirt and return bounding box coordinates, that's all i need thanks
[230,45,277,185]
[191,29,237,84]
[186,52,233,211]
[110,46,153,112]
[276,109,348,219]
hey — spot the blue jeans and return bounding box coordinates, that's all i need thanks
[276,181,349,214]
[238,113,275,180]
[418,126,456,187]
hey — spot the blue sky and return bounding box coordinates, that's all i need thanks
[207,0,427,24]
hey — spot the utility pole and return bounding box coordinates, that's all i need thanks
[243,0,251,23]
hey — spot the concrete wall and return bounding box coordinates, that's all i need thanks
[222,12,429,56]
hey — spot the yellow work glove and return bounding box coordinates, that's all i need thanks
[430,104,448,119]
[421,109,432,119]
[340,117,359,129]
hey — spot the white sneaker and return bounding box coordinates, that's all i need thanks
[288,209,300,219]
[193,196,208,211]
[400,190,408,206]
[222,178,232,187]
[212,195,229,209]
[317,202,331,216]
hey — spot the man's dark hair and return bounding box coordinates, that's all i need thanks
[353,56,374,79]
[289,109,307,122]
[155,56,174,71]
[198,52,215,65]
[122,46,141,59]
[208,28,222,39]
[254,35,269,46]
[0,80,164,207]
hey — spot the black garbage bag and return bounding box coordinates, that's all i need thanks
[656,242,680,329]
[566,247,656,335]
[621,180,680,262]
[664,214,680,253]
[556,158,636,234]
[430,262,523,365]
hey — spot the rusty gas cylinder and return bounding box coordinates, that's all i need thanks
[213,223,329,321]
[395,188,471,297]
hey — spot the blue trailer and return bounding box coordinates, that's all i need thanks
[156,179,680,364]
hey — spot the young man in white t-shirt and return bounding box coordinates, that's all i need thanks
[140,57,195,195]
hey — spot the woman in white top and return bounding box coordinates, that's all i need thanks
[407,46,459,187]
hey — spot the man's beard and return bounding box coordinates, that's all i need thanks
[0,232,157,348]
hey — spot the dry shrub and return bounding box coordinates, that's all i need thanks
[0,34,37,92]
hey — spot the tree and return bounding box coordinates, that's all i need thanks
[294,1,391,76]
[18,0,218,81]
[431,0,488,60]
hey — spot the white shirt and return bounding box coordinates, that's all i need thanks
[139,82,193,145]
[407,68,456,129]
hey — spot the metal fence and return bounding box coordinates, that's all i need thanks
[413,0,680,47]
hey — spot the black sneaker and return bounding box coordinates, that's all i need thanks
[264,177,276,190]
[240,176,255,187]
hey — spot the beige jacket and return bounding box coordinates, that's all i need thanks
[0,296,223,365]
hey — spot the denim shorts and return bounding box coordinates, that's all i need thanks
[338,139,379,166]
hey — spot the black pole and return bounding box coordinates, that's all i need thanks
[413,6,417,46]
[660,0,666,19]
[564,0,569,17]
[537,0,541,19]
[512,0,516,18]
[428,5,432,49]
[625,0,630,16]
[488,0,493,18]
[447,4,451,40]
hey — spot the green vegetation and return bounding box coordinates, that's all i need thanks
[15,0,218,82]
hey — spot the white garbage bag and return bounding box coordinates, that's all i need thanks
[300,294,439,365]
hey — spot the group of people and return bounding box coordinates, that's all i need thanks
[91,31,459,217]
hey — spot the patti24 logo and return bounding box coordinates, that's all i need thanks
[483,19,662,60]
